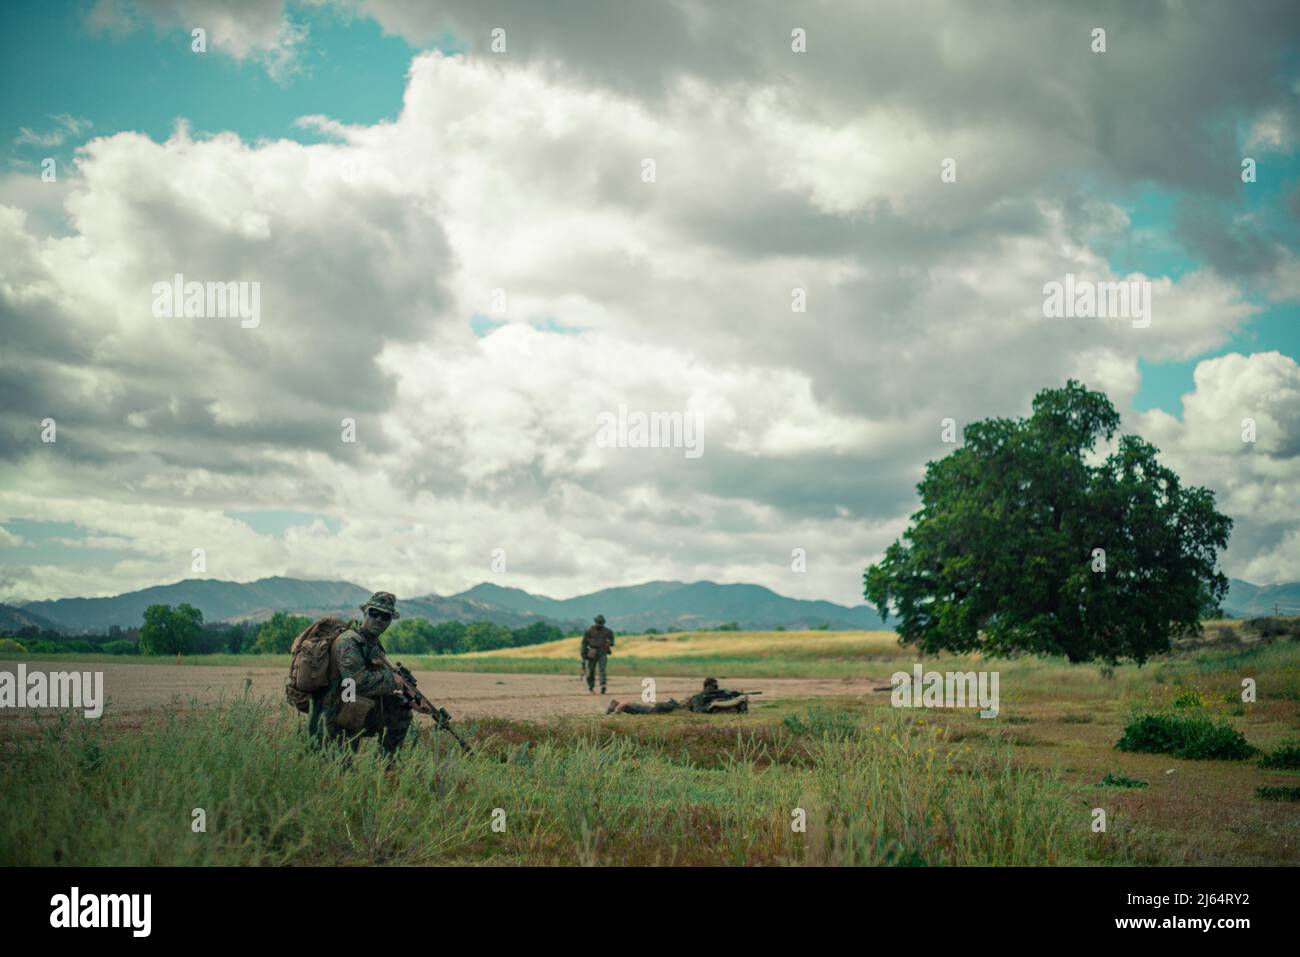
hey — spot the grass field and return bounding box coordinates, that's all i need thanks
[3,629,906,677]
[2,620,1298,865]
[428,629,909,677]
[12,618,1290,682]
[0,694,1155,866]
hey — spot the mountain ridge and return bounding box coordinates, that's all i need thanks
[12,575,1296,636]
[15,576,888,634]
[1224,578,1300,618]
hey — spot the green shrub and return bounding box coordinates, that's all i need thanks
[1097,772,1148,789]
[1258,741,1300,771]
[1115,712,1255,760]
[102,640,138,656]
[0,637,28,656]
[1244,617,1300,640]
[1256,786,1300,801]
[781,705,861,738]
[21,640,62,654]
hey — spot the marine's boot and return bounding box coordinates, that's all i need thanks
[606,700,620,714]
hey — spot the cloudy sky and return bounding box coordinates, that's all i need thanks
[1,0,1298,608]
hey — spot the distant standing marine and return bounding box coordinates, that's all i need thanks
[580,614,615,694]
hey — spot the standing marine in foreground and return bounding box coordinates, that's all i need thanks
[580,614,615,694]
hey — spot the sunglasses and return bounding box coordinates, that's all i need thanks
[366,608,392,623]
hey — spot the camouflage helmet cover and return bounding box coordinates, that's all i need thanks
[703,677,719,690]
[594,614,606,625]
[360,591,400,619]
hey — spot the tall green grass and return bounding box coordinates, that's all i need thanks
[0,697,1147,866]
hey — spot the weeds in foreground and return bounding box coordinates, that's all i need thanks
[0,697,1148,866]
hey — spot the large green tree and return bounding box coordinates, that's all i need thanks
[252,612,312,654]
[864,381,1232,664]
[511,621,564,647]
[139,603,204,656]
[385,618,437,654]
[465,621,513,652]
[428,620,468,655]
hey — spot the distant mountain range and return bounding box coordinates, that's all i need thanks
[5,575,1293,638]
[1223,578,1300,618]
[7,576,889,634]
[456,580,888,632]
[0,603,65,635]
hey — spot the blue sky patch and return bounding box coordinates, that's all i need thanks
[225,510,341,536]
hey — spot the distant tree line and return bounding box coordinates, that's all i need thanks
[1,604,568,656]
[2,622,146,656]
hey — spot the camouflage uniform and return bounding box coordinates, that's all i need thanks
[308,592,412,757]
[687,678,749,714]
[607,698,682,715]
[580,617,615,693]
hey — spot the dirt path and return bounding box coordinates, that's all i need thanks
[0,662,886,723]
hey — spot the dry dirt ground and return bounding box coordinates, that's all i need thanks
[0,662,886,725]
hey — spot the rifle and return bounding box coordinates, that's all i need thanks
[688,687,762,714]
[389,660,474,755]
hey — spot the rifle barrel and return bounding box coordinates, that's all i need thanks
[393,660,474,754]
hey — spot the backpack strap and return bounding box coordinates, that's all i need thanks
[321,631,350,700]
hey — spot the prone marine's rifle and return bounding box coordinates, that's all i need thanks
[389,660,474,754]
[708,689,763,701]
[689,688,763,713]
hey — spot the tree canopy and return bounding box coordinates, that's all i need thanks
[864,381,1232,664]
[252,612,312,654]
[139,603,204,656]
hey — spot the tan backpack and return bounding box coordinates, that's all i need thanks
[285,615,349,713]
